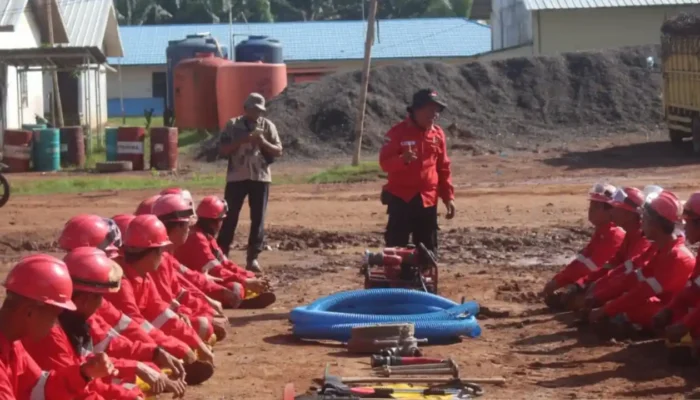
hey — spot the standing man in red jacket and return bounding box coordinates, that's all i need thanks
[379,89,455,256]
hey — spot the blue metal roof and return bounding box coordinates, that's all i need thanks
[109,18,491,65]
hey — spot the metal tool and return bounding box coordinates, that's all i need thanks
[370,355,446,367]
[321,363,507,386]
[377,368,458,378]
[373,361,454,372]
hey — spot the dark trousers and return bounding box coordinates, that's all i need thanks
[384,193,438,257]
[217,180,269,261]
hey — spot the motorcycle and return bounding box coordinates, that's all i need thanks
[0,162,9,208]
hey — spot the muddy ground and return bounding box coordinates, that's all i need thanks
[4,132,700,399]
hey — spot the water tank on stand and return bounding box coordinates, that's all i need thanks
[234,36,283,63]
[165,33,228,119]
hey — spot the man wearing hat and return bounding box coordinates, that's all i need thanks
[218,92,283,273]
[378,89,456,256]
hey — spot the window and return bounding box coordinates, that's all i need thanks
[19,72,27,108]
[152,72,166,99]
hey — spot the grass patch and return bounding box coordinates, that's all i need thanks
[306,162,385,184]
[108,116,164,128]
[105,117,206,153]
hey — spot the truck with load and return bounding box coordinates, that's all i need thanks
[661,12,700,150]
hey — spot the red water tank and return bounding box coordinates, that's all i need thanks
[116,127,146,171]
[216,62,288,130]
[174,53,233,131]
[59,126,85,168]
[2,129,33,172]
[150,127,178,171]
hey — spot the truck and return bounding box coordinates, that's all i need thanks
[661,13,700,150]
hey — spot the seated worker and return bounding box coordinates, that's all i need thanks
[59,214,204,373]
[589,191,695,338]
[542,183,625,310]
[0,254,118,400]
[150,194,226,342]
[22,248,186,399]
[135,196,161,216]
[652,192,700,344]
[176,195,276,309]
[104,215,216,372]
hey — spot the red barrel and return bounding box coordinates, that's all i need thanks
[2,129,33,172]
[116,127,146,171]
[150,127,178,171]
[59,126,85,168]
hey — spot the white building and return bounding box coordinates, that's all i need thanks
[470,0,700,60]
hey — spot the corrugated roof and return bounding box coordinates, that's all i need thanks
[524,0,700,10]
[58,0,123,57]
[0,0,69,43]
[0,0,27,28]
[109,18,491,65]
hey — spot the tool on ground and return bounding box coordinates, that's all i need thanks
[347,324,426,356]
[375,359,459,378]
[351,386,462,396]
[371,356,446,367]
[321,363,506,386]
[373,360,455,372]
[360,243,438,293]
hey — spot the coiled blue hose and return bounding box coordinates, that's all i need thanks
[290,289,481,342]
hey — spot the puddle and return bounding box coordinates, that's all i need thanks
[510,254,571,267]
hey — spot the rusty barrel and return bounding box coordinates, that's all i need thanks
[59,126,85,168]
[2,129,32,172]
[150,127,178,171]
[116,127,146,171]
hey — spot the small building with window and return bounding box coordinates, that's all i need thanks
[106,18,491,117]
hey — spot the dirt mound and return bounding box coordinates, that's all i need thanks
[661,12,700,36]
[259,45,661,158]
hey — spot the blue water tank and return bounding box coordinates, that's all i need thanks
[165,33,228,112]
[235,36,283,64]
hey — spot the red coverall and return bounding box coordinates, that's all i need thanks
[582,227,650,287]
[175,226,250,297]
[94,300,190,359]
[22,325,145,400]
[552,222,625,289]
[602,236,696,329]
[149,252,214,340]
[664,257,700,335]
[589,245,659,304]
[0,331,93,400]
[104,265,204,350]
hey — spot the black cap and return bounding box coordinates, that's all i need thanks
[407,89,447,113]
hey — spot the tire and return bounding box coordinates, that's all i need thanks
[0,173,9,208]
[670,129,685,147]
[95,161,133,173]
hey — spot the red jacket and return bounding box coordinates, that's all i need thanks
[104,264,204,349]
[553,222,625,288]
[22,324,144,400]
[603,236,696,317]
[589,245,658,304]
[583,226,650,286]
[666,257,700,326]
[95,300,190,359]
[0,331,92,400]
[379,119,454,207]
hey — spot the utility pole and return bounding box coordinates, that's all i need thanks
[351,0,378,166]
[47,0,64,127]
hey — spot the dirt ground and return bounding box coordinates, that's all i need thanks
[5,132,700,399]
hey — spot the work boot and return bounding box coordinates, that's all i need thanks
[212,318,228,342]
[240,292,277,309]
[247,258,263,274]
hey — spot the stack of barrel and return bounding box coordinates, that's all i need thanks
[104,126,179,171]
[2,125,85,172]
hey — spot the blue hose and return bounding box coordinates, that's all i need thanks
[290,289,481,342]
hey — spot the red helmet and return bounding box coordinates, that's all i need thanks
[644,191,682,223]
[123,215,172,249]
[684,192,700,220]
[609,187,645,213]
[112,214,135,241]
[196,196,228,219]
[153,194,194,222]
[135,195,160,216]
[63,247,123,294]
[588,183,617,203]
[3,254,76,310]
[160,188,193,208]
[58,215,119,255]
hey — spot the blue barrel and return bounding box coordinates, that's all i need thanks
[234,36,283,63]
[105,127,118,161]
[32,128,60,172]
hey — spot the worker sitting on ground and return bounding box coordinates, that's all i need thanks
[564,187,651,312]
[104,215,216,372]
[59,214,201,369]
[588,190,695,339]
[149,194,224,343]
[0,254,119,400]
[22,248,187,399]
[652,192,700,344]
[175,195,276,309]
[542,183,625,310]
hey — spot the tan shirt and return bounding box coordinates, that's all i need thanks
[220,116,281,183]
